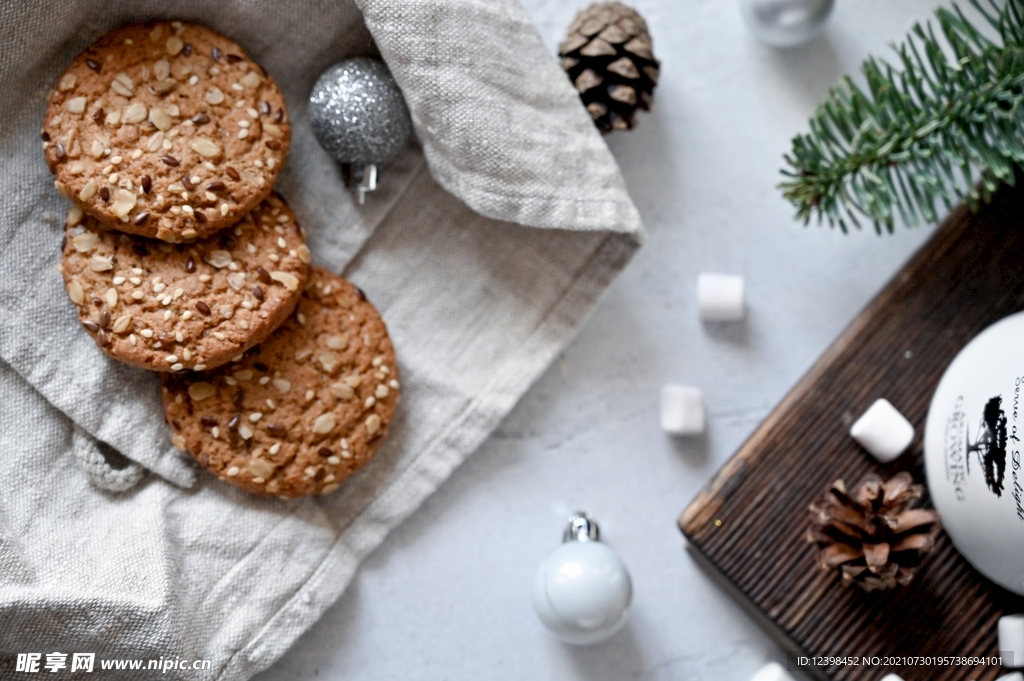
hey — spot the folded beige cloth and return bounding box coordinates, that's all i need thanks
[0,0,642,678]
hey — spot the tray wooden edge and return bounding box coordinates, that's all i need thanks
[684,540,830,681]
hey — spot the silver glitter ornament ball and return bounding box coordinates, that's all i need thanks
[739,0,834,48]
[308,58,413,166]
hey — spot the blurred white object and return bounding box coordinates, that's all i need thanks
[750,661,795,681]
[698,272,745,321]
[879,674,905,681]
[1001,615,1024,668]
[997,672,1024,681]
[533,513,632,645]
[739,0,834,47]
[849,398,914,463]
[660,385,705,436]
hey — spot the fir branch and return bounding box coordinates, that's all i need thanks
[780,0,1024,233]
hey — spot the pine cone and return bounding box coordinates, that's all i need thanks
[559,2,660,133]
[807,472,941,592]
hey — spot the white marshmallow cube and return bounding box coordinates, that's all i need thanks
[750,662,794,681]
[849,398,914,463]
[1001,614,1024,668]
[698,272,745,321]
[879,674,905,681]
[660,385,705,436]
[998,673,1024,681]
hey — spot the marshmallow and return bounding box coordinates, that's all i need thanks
[849,398,914,463]
[1001,614,1024,668]
[998,673,1024,681]
[750,662,794,681]
[698,272,745,321]
[879,675,905,681]
[660,385,705,436]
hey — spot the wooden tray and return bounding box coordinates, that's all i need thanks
[678,184,1024,681]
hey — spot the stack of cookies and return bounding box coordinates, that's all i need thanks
[42,21,399,499]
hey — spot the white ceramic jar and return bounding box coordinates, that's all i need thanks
[924,311,1024,595]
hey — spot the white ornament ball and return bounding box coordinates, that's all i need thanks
[739,0,834,48]
[533,515,632,645]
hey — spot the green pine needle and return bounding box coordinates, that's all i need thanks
[780,0,1024,233]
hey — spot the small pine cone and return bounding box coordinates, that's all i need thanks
[807,472,941,592]
[558,2,660,133]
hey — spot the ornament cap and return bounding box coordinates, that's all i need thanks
[563,511,600,543]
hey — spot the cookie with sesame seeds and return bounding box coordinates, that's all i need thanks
[42,20,291,242]
[161,267,400,498]
[60,192,309,372]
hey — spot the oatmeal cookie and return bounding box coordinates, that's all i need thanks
[42,21,290,241]
[60,193,309,372]
[161,267,400,498]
